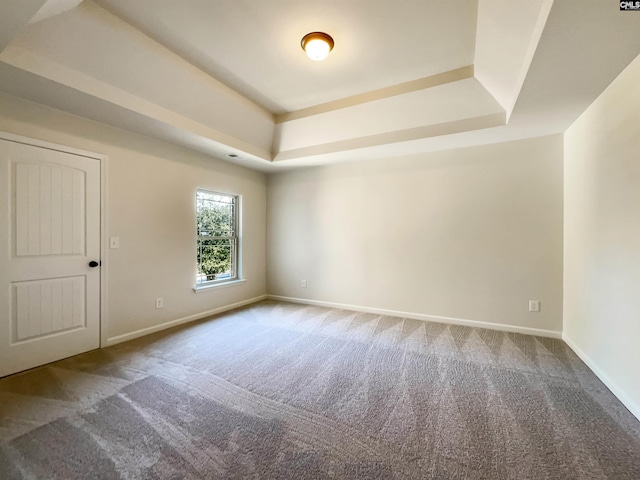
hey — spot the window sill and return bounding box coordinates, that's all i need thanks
[193,278,246,293]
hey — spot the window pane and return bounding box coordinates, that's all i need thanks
[196,191,235,237]
[196,189,238,286]
[196,238,235,284]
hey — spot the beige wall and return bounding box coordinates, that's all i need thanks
[0,93,267,342]
[564,53,640,418]
[268,135,564,334]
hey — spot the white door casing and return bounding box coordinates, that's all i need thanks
[0,139,101,377]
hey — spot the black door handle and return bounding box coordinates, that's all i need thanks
[89,261,101,267]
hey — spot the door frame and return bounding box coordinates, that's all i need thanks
[0,131,109,349]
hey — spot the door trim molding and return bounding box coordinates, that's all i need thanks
[0,131,109,348]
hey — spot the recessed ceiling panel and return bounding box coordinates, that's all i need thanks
[95,0,478,113]
[275,78,504,153]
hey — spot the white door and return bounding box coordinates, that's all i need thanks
[0,139,101,377]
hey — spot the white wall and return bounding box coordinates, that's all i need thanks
[564,53,640,419]
[268,135,564,334]
[0,93,267,342]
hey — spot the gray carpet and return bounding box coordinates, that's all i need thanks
[1,300,639,479]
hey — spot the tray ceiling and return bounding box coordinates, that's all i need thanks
[0,0,639,171]
[95,0,478,114]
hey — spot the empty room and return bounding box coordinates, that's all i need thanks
[1,0,639,478]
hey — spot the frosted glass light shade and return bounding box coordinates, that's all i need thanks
[301,32,334,61]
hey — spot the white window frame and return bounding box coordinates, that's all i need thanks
[194,189,242,291]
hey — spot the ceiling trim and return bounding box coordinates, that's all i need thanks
[0,45,273,162]
[275,65,474,124]
[29,0,85,24]
[474,0,554,121]
[0,0,47,54]
[273,111,505,162]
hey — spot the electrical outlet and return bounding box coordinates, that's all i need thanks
[110,236,120,249]
[301,280,307,288]
[155,297,164,309]
[529,300,540,312]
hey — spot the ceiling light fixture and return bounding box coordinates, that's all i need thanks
[301,32,334,61]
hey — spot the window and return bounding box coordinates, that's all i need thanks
[196,189,239,288]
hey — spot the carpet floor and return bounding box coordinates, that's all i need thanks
[1,300,639,479]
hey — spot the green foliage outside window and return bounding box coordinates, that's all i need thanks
[196,191,237,283]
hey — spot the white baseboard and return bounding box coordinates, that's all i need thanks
[105,295,267,346]
[266,295,562,339]
[563,333,640,422]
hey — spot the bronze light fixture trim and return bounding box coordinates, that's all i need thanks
[301,32,335,61]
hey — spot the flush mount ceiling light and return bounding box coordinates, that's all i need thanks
[301,32,334,61]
